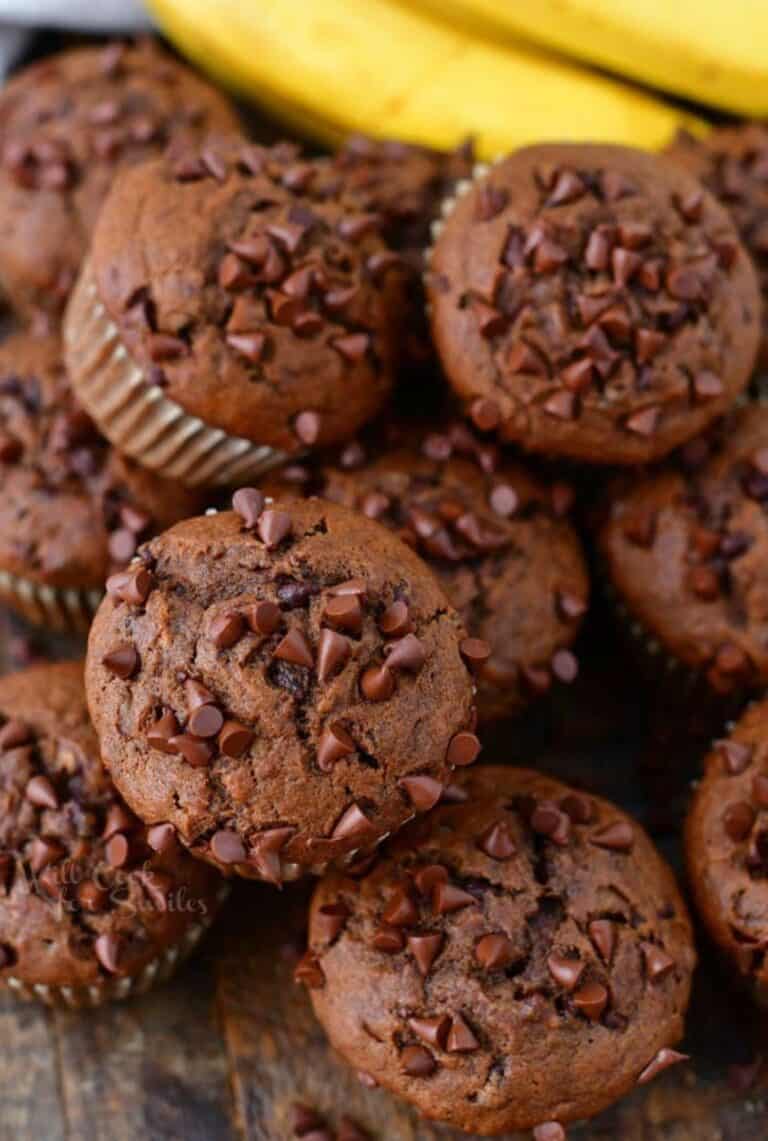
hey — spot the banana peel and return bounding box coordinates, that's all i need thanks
[417,0,768,117]
[147,0,703,158]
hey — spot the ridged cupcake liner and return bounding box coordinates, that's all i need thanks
[3,882,229,1008]
[0,568,102,633]
[64,260,289,488]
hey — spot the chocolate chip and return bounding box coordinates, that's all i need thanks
[694,371,724,400]
[372,926,404,953]
[446,1013,479,1052]
[147,333,186,362]
[469,397,501,432]
[551,649,578,683]
[324,594,363,635]
[590,819,634,852]
[400,1045,436,1077]
[400,775,443,812]
[637,1047,688,1085]
[548,169,585,206]
[716,740,753,775]
[589,919,616,964]
[188,704,224,739]
[258,509,292,549]
[475,932,515,970]
[623,509,656,548]
[185,680,215,710]
[210,612,245,650]
[232,487,265,527]
[293,951,325,989]
[478,820,516,860]
[384,634,426,673]
[641,941,675,981]
[249,826,295,883]
[78,881,109,913]
[383,888,418,927]
[407,932,443,976]
[408,1015,450,1049]
[315,902,350,942]
[489,484,519,518]
[413,864,448,895]
[379,601,411,638]
[210,829,246,864]
[360,664,395,702]
[531,801,571,845]
[0,719,31,750]
[635,328,667,363]
[475,183,508,221]
[317,629,351,682]
[573,980,608,1020]
[102,644,139,679]
[219,721,254,759]
[28,837,63,873]
[446,731,481,767]
[147,823,177,854]
[331,333,370,363]
[723,801,756,842]
[752,774,768,808]
[94,933,122,974]
[533,1124,566,1141]
[295,411,322,445]
[169,734,214,768]
[274,629,314,669]
[108,528,137,565]
[547,952,584,991]
[689,566,720,601]
[105,832,130,868]
[106,565,153,606]
[544,390,578,421]
[317,724,356,771]
[102,804,137,838]
[625,405,660,437]
[433,881,476,915]
[25,775,58,811]
[332,803,373,841]
[227,333,267,363]
[460,638,491,670]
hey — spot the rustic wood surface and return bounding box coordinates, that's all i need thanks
[2,609,768,1141]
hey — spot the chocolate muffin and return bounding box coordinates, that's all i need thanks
[85,496,479,882]
[599,403,768,696]
[0,329,202,630]
[64,136,409,486]
[666,125,768,368]
[0,39,240,320]
[0,661,225,1006]
[427,143,761,465]
[263,422,589,721]
[301,765,695,1135]
[686,700,768,1004]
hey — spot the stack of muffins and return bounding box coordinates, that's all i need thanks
[3,32,768,1140]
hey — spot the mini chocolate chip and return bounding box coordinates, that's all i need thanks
[573,981,608,1020]
[258,509,292,549]
[25,775,58,811]
[635,327,667,363]
[102,644,139,679]
[210,612,245,650]
[561,358,594,393]
[407,932,443,976]
[318,629,351,682]
[557,592,587,622]
[400,775,443,812]
[637,1047,688,1085]
[219,721,254,759]
[274,629,314,669]
[94,933,122,974]
[446,1013,479,1052]
[408,1015,450,1049]
[625,406,660,437]
[547,952,584,991]
[590,819,634,852]
[360,664,395,702]
[400,1045,436,1077]
[210,829,246,864]
[446,731,481,767]
[106,565,153,606]
[232,487,265,527]
[548,169,585,206]
[379,601,411,638]
[188,704,224,739]
[544,390,578,421]
[317,724,356,771]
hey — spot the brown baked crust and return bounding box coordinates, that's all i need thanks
[84,498,478,881]
[77,136,408,454]
[599,404,768,694]
[428,143,761,465]
[0,661,222,989]
[686,701,768,1003]
[263,422,589,721]
[306,765,695,1135]
[666,124,768,368]
[0,39,240,318]
[0,330,202,591]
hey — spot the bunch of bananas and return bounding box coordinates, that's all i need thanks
[144,0,767,158]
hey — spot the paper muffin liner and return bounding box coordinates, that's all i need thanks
[64,260,289,488]
[0,568,102,633]
[2,881,230,1009]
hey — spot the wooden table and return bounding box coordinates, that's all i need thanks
[3,610,768,1141]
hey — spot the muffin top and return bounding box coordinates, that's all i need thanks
[80,136,409,453]
[428,143,761,464]
[686,699,768,999]
[666,124,768,365]
[0,661,222,990]
[263,421,588,721]
[303,765,695,1135]
[85,497,479,881]
[599,403,768,693]
[0,39,240,317]
[0,330,201,590]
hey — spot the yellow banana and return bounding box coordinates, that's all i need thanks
[416,0,768,117]
[147,0,701,159]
